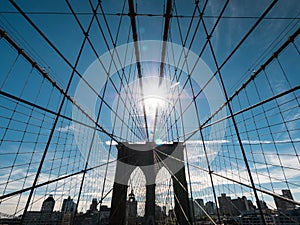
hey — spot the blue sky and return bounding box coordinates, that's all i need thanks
[0,0,300,217]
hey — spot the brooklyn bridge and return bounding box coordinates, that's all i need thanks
[0,0,299,224]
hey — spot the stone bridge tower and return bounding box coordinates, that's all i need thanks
[109,142,192,225]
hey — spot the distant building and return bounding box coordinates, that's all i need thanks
[195,198,205,218]
[205,201,217,215]
[61,196,76,225]
[155,204,167,224]
[274,189,296,211]
[238,210,275,225]
[74,199,110,225]
[231,196,255,216]
[41,195,55,213]
[89,198,98,212]
[258,200,269,210]
[62,196,77,213]
[23,211,62,225]
[189,198,205,221]
[218,194,257,217]
[23,195,62,225]
[126,190,137,225]
[62,212,73,225]
[273,208,300,225]
[218,193,233,216]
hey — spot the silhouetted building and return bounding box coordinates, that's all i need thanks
[74,200,110,225]
[23,211,62,225]
[218,194,257,217]
[231,196,255,216]
[274,189,296,211]
[23,195,61,225]
[41,195,55,213]
[189,198,205,221]
[126,190,137,225]
[61,196,76,225]
[205,201,217,215]
[74,211,100,225]
[218,193,233,216]
[89,198,98,212]
[62,196,76,213]
[238,210,275,225]
[258,200,269,210]
[195,199,205,218]
[273,208,300,225]
[62,213,73,225]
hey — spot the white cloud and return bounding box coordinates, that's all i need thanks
[241,138,300,145]
[56,124,76,133]
[105,140,118,146]
[185,139,229,145]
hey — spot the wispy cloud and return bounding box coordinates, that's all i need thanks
[241,138,300,145]
[185,140,230,145]
[105,140,118,146]
[56,124,76,133]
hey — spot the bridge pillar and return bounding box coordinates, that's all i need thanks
[144,184,155,225]
[109,182,128,225]
[173,167,192,225]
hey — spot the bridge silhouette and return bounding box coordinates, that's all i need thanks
[0,0,300,224]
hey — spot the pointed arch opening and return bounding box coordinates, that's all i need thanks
[127,167,146,218]
[155,167,175,223]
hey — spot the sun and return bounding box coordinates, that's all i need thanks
[143,95,166,116]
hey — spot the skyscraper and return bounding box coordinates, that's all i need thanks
[41,194,55,213]
[89,198,98,212]
[189,198,205,221]
[126,190,137,225]
[205,201,217,215]
[62,196,77,213]
[274,189,296,211]
[218,193,233,216]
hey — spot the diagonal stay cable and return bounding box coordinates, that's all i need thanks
[15,6,99,222]
[94,0,147,139]
[154,147,300,207]
[6,2,138,221]
[90,0,147,139]
[0,27,120,143]
[153,149,192,225]
[152,0,172,142]
[198,2,279,224]
[66,0,145,141]
[164,0,281,141]
[160,0,221,137]
[2,10,300,20]
[182,27,300,142]
[128,0,149,141]
[163,0,276,133]
[8,0,143,142]
[0,155,129,201]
